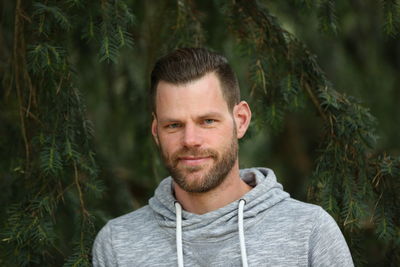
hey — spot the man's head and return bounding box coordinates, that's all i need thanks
[150,48,251,193]
[150,48,240,114]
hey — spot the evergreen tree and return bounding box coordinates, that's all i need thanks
[1,0,399,265]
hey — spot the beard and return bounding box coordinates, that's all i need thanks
[159,128,238,193]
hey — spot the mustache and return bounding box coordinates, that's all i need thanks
[171,147,218,162]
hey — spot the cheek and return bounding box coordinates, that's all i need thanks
[208,128,234,148]
[158,134,180,153]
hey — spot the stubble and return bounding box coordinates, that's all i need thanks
[159,128,238,193]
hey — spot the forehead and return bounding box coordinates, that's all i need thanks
[155,73,230,118]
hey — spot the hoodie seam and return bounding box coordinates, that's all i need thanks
[307,207,322,265]
[107,221,120,267]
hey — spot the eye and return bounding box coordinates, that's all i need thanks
[204,119,215,125]
[167,123,181,129]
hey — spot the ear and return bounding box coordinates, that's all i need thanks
[233,101,252,139]
[151,113,159,146]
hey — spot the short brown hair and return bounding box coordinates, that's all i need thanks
[150,47,240,113]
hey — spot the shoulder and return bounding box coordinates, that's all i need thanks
[273,197,348,239]
[94,205,156,245]
[272,198,329,224]
[274,199,353,266]
[263,198,344,241]
[104,205,156,236]
[275,199,355,266]
[92,205,157,266]
[108,205,153,227]
[276,198,321,212]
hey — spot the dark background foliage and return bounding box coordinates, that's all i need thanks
[1,0,399,266]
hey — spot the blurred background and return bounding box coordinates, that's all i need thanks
[1,0,399,266]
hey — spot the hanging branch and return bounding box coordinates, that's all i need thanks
[222,0,400,265]
[13,0,31,173]
[168,0,205,48]
[1,0,133,266]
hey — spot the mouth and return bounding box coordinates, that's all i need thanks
[178,156,212,166]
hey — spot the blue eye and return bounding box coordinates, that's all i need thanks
[204,119,215,124]
[167,123,181,129]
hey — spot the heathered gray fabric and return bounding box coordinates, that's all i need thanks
[92,167,354,266]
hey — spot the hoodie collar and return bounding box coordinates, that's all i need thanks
[148,168,290,242]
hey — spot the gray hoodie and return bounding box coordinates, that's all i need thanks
[92,168,354,266]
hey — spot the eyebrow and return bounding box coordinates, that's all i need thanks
[198,112,223,119]
[158,112,223,124]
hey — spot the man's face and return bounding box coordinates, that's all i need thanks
[152,73,239,193]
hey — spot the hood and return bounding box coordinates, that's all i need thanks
[148,167,290,242]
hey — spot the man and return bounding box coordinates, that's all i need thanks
[92,48,354,266]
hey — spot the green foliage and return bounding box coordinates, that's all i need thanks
[33,2,72,32]
[27,44,66,73]
[96,0,135,63]
[39,136,63,175]
[1,0,399,265]
[168,0,205,48]
[382,0,400,36]
[317,0,338,34]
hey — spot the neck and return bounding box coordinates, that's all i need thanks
[173,162,252,215]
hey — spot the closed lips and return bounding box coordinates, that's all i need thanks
[178,156,212,164]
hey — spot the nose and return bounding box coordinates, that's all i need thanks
[182,123,202,147]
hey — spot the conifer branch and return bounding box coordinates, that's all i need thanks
[13,0,30,172]
[73,161,89,218]
[302,82,328,122]
[224,2,399,263]
[169,0,205,48]
[2,0,399,265]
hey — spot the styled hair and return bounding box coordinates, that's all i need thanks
[150,47,240,113]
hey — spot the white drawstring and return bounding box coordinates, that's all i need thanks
[175,201,184,267]
[174,199,249,267]
[238,199,249,267]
